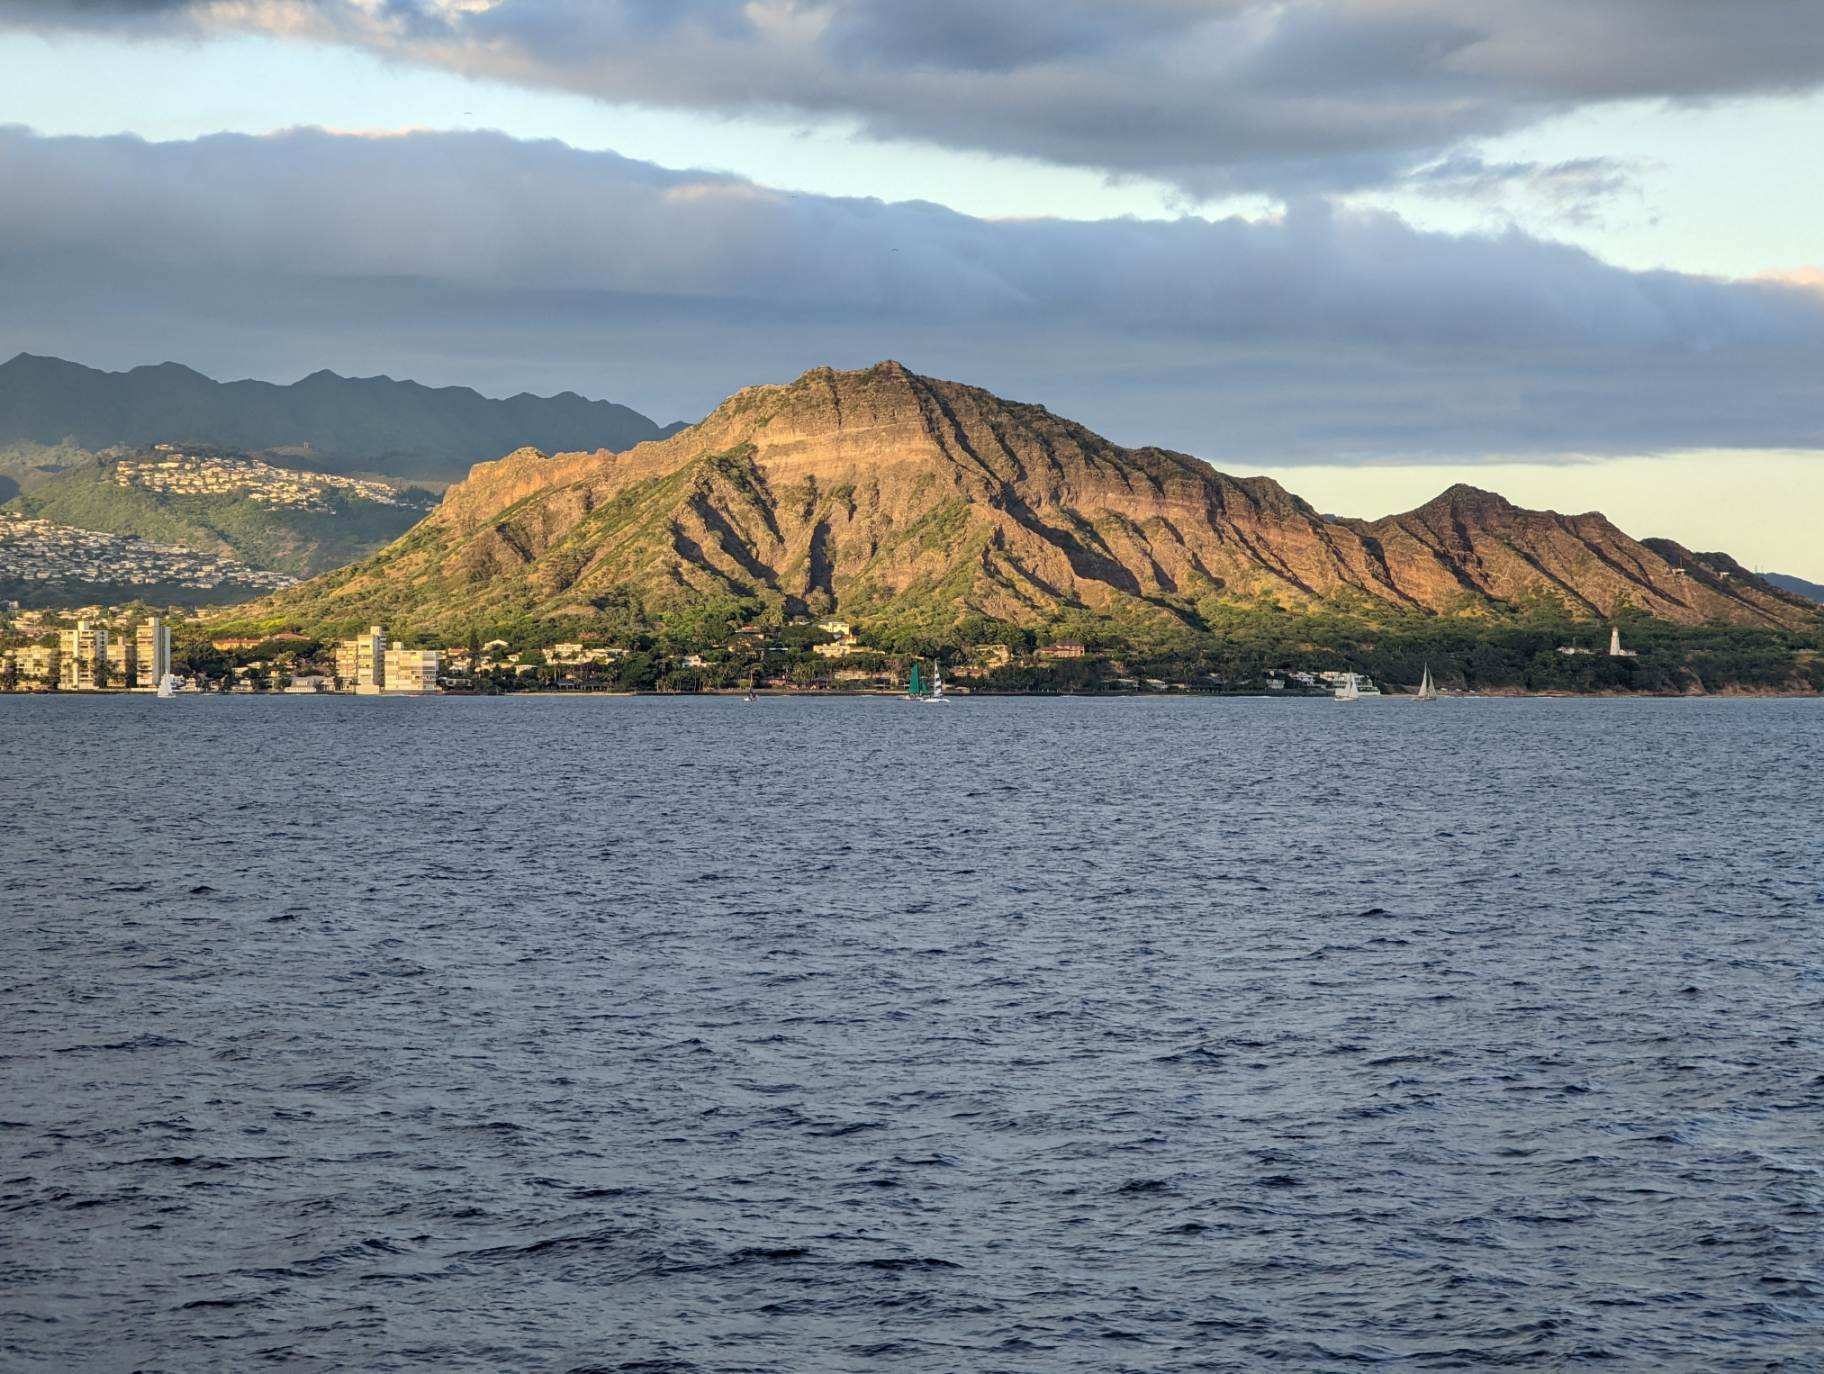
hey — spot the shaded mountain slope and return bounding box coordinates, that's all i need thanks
[0,353,678,482]
[1742,570,1822,605]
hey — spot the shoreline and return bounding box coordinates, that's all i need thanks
[7,686,1820,701]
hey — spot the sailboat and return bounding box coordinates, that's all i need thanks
[1334,672,1360,702]
[155,673,179,699]
[924,662,947,704]
[905,659,946,702]
[1415,664,1440,701]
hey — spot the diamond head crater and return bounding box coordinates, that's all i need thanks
[4,357,1820,696]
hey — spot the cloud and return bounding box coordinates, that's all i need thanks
[1403,154,1645,227]
[0,124,1820,459]
[8,1,1824,196]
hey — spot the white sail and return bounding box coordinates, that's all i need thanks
[1416,664,1438,701]
[1335,672,1360,701]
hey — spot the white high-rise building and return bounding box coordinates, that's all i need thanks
[106,635,136,686]
[135,617,171,689]
[337,625,388,693]
[58,620,108,690]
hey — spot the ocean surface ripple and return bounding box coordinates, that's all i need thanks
[1,695,1820,1371]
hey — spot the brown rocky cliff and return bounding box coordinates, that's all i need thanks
[256,363,1821,632]
[1354,484,1809,626]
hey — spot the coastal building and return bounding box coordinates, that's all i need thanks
[548,643,629,666]
[1038,641,1087,660]
[106,635,137,687]
[338,625,388,693]
[134,616,171,689]
[4,644,59,686]
[381,647,441,694]
[58,619,108,690]
[1609,627,1637,658]
[812,639,860,658]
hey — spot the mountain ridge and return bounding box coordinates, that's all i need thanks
[1762,571,1824,603]
[0,352,680,483]
[228,361,1819,638]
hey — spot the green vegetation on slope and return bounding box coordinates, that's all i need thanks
[205,578,1824,696]
[0,439,95,504]
[9,461,431,576]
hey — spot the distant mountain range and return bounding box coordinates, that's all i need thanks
[0,353,679,483]
[1763,572,1824,603]
[231,361,1820,639]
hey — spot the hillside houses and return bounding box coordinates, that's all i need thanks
[0,512,296,594]
[113,447,414,512]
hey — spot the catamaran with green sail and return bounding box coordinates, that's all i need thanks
[905,660,946,702]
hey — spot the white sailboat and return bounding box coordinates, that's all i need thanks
[1415,664,1439,701]
[924,663,947,703]
[155,673,179,699]
[1334,671,1384,700]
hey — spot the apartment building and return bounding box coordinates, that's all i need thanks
[4,644,59,686]
[106,635,136,687]
[134,617,172,689]
[382,647,440,694]
[58,619,108,690]
[336,625,388,693]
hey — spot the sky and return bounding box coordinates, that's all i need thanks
[1,1,1821,574]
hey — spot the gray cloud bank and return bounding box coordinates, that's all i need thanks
[1,124,1820,460]
[9,1,1824,196]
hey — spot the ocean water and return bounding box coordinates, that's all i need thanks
[1,694,1819,1372]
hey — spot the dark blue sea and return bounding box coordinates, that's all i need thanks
[2,695,1819,1372]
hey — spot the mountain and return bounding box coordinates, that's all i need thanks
[1762,572,1824,604]
[0,353,679,483]
[233,361,1821,638]
[1342,488,1807,626]
[8,447,436,579]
